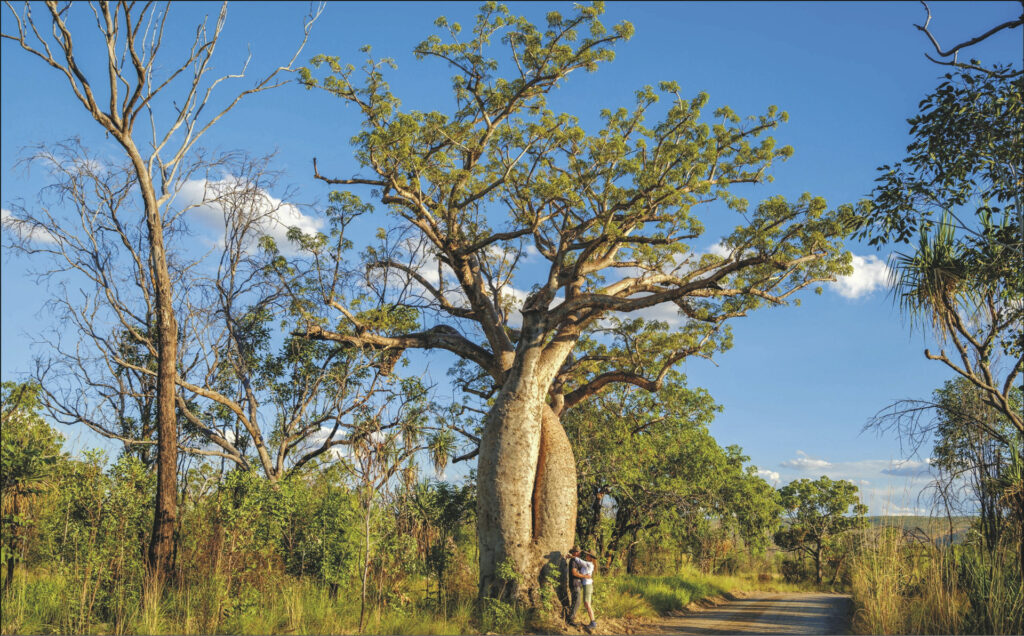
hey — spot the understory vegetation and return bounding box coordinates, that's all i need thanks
[850,524,1023,635]
[1,1,1020,635]
[1,382,808,635]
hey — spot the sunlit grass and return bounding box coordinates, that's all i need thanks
[849,529,1023,635]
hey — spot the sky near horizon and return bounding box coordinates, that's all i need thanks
[2,1,1021,516]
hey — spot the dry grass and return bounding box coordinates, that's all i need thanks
[849,528,1022,635]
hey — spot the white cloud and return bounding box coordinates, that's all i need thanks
[832,254,891,299]
[1,208,59,244]
[173,178,322,254]
[757,469,780,483]
[781,450,832,471]
[706,241,731,258]
[305,426,350,460]
[772,451,949,515]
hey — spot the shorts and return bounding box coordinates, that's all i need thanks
[583,583,593,604]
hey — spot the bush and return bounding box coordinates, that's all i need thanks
[781,558,809,583]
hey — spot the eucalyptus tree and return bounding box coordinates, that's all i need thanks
[775,476,868,585]
[2,0,319,581]
[299,2,854,600]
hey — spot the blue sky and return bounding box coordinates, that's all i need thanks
[2,1,1020,515]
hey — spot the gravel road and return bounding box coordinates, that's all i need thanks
[640,592,853,635]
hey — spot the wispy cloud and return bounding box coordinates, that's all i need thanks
[772,451,947,515]
[1,208,59,245]
[832,254,891,299]
[757,468,781,483]
[881,458,933,477]
[173,178,321,255]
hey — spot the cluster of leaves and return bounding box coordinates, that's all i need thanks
[565,375,782,573]
[862,70,1022,247]
[774,476,868,584]
[1,382,66,588]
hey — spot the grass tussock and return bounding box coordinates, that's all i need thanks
[0,570,486,635]
[850,529,1023,635]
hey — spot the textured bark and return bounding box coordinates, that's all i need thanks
[477,385,543,599]
[531,405,577,575]
[132,164,179,584]
[477,393,577,602]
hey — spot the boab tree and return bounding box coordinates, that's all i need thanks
[299,2,854,600]
[2,0,319,583]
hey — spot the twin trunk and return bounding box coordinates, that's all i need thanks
[477,388,577,602]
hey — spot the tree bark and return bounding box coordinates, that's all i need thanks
[477,388,576,602]
[130,161,179,585]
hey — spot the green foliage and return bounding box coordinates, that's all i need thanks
[565,376,780,572]
[931,379,1022,546]
[414,480,475,600]
[297,0,855,421]
[859,69,1022,247]
[480,596,525,633]
[1,382,65,588]
[775,476,868,584]
[1,382,63,499]
[858,63,1022,436]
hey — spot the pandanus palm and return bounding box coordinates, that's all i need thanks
[890,213,973,340]
[889,211,1022,436]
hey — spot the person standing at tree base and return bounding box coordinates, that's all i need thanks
[580,550,597,629]
[565,545,590,626]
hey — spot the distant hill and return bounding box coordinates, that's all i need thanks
[866,515,975,545]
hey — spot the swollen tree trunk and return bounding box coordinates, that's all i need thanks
[477,382,577,602]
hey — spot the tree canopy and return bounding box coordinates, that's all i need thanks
[297,1,855,598]
[775,476,868,584]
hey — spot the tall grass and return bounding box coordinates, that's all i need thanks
[850,528,1023,635]
[0,569,485,635]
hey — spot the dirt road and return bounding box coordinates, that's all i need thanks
[639,592,853,635]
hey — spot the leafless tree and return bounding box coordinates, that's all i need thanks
[2,0,321,583]
[6,141,432,491]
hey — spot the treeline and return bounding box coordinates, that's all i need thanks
[2,377,792,634]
